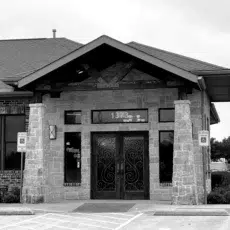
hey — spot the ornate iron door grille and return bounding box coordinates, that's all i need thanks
[91,132,149,200]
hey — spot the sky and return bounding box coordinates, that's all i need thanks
[1,0,230,141]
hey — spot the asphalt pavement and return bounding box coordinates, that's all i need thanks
[0,201,230,229]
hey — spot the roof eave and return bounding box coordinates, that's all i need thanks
[192,69,230,76]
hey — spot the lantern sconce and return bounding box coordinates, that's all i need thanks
[49,125,57,140]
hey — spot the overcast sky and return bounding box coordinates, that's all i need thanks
[1,0,230,140]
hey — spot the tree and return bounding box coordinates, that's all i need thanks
[211,137,230,162]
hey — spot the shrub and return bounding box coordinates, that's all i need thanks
[224,191,230,204]
[211,171,230,189]
[1,187,20,203]
[207,191,226,204]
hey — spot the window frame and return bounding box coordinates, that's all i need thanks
[64,132,81,186]
[91,109,148,124]
[158,108,175,123]
[64,110,82,125]
[159,130,174,185]
[0,114,26,170]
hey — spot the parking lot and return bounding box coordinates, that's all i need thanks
[0,212,142,230]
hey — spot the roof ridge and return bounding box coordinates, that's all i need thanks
[56,37,83,47]
[0,38,48,42]
[128,41,226,70]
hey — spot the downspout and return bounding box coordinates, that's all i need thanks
[198,76,207,204]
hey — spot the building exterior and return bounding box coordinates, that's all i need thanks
[0,35,229,205]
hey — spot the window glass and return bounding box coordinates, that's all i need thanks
[92,109,148,124]
[64,132,81,185]
[5,116,25,141]
[5,143,21,170]
[65,111,81,124]
[159,109,175,122]
[4,115,25,170]
[159,131,174,184]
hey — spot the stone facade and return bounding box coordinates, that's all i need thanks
[22,88,178,202]
[188,90,211,203]
[0,171,21,189]
[172,100,198,205]
[22,87,211,203]
[22,104,49,203]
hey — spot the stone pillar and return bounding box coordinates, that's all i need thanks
[22,103,48,203]
[172,100,198,205]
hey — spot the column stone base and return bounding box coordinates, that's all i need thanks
[172,100,198,205]
[22,103,47,203]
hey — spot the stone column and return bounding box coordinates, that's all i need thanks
[22,103,48,203]
[172,100,198,205]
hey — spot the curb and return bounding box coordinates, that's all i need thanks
[0,207,34,215]
[147,208,229,216]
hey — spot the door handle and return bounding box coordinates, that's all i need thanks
[117,163,120,175]
[120,162,124,174]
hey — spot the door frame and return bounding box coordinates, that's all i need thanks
[90,131,149,200]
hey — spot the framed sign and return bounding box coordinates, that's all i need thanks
[17,132,27,152]
[198,130,210,147]
[92,109,148,124]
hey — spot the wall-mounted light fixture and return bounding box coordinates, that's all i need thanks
[49,125,56,140]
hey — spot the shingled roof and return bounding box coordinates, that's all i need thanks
[0,38,82,82]
[0,35,229,87]
[127,41,227,73]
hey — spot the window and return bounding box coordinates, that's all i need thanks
[65,111,81,124]
[64,132,81,185]
[159,131,174,184]
[92,109,148,124]
[159,109,175,122]
[0,115,25,170]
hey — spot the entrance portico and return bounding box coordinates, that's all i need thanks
[17,35,223,204]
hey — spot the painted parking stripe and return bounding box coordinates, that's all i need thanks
[115,213,143,230]
[46,213,120,224]
[79,222,114,229]
[108,212,136,217]
[0,213,50,230]
[33,214,116,230]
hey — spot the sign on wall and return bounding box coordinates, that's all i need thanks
[92,109,148,124]
[17,132,27,152]
[198,130,210,147]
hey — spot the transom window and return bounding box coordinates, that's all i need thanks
[159,108,175,122]
[92,109,148,124]
[65,111,81,124]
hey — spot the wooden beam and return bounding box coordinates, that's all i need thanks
[35,81,182,92]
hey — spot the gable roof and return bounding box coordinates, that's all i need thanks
[128,42,227,73]
[0,38,82,82]
[18,35,201,87]
[0,35,229,103]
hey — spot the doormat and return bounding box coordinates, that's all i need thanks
[72,203,135,213]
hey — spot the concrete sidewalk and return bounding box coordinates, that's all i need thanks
[0,200,230,216]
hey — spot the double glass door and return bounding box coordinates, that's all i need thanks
[91,132,149,199]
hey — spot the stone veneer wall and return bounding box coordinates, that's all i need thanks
[0,171,21,188]
[172,100,198,204]
[22,87,210,203]
[188,90,211,203]
[22,104,49,203]
[41,88,178,202]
